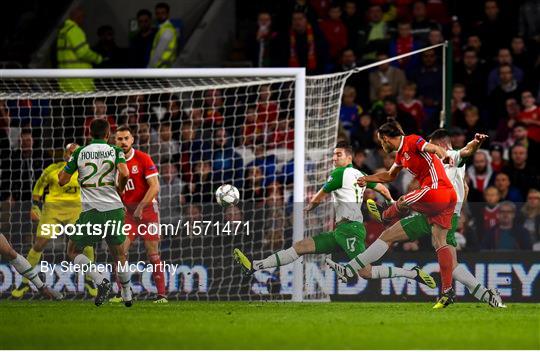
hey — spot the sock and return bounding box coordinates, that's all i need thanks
[436,245,454,292]
[371,265,417,279]
[253,247,299,270]
[346,239,389,276]
[149,253,166,297]
[382,203,406,221]
[74,254,104,285]
[22,248,42,284]
[82,246,94,283]
[117,262,132,301]
[453,265,488,302]
[10,254,44,289]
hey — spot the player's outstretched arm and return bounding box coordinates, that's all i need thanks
[459,133,489,159]
[304,188,328,213]
[116,162,130,194]
[373,183,394,203]
[423,143,454,166]
[358,164,402,186]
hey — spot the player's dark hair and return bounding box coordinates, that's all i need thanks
[155,2,170,13]
[428,129,450,141]
[137,9,152,18]
[335,141,353,156]
[90,118,110,139]
[377,121,404,138]
[116,125,132,134]
[512,121,527,130]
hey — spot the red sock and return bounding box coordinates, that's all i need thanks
[436,245,453,292]
[382,203,406,221]
[149,253,166,297]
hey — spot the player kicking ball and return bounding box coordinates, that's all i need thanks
[12,143,98,298]
[327,130,505,308]
[110,125,167,304]
[234,141,436,289]
[59,119,133,307]
[1,233,62,300]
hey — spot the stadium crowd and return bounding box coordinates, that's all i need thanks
[0,0,539,256]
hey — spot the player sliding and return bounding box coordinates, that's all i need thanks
[12,143,98,298]
[234,141,436,288]
[327,129,505,308]
[1,233,63,300]
[58,119,133,307]
[110,125,167,304]
[325,121,458,308]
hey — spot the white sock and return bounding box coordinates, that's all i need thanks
[74,254,105,285]
[253,247,299,270]
[117,262,132,300]
[347,239,389,276]
[453,265,488,302]
[371,265,417,279]
[10,254,44,289]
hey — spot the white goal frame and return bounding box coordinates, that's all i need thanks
[0,67,307,302]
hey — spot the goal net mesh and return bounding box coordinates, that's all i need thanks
[0,72,348,300]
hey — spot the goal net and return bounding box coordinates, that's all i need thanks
[0,68,345,301]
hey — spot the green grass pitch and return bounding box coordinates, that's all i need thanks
[0,301,538,349]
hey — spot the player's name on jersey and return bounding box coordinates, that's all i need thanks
[39,261,181,275]
[78,149,116,160]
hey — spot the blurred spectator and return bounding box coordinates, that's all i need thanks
[460,106,487,142]
[389,22,421,72]
[411,49,442,114]
[427,28,444,46]
[242,106,261,147]
[480,186,501,233]
[289,0,318,25]
[83,99,116,142]
[368,52,406,102]
[179,122,204,180]
[410,0,439,44]
[287,11,328,74]
[467,150,495,196]
[210,128,243,184]
[449,127,466,149]
[134,122,151,154]
[494,172,524,202]
[503,144,540,197]
[148,2,178,68]
[518,0,540,44]
[454,47,487,106]
[247,144,277,185]
[92,25,127,68]
[482,201,531,250]
[487,48,524,94]
[495,98,520,142]
[354,114,377,150]
[261,181,287,251]
[268,117,294,150]
[383,97,416,134]
[56,7,102,91]
[203,89,225,128]
[242,165,265,204]
[119,106,140,126]
[149,122,179,165]
[520,188,540,249]
[256,84,279,132]
[249,11,283,67]
[516,91,540,143]
[398,81,425,131]
[507,122,540,157]
[488,64,523,129]
[129,9,156,68]
[449,17,465,63]
[466,34,485,60]
[319,4,348,63]
[342,1,361,49]
[489,144,506,173]
[450,83,471,127]
[356,5,390,61]
[476,0,512,59]
[337,48,369,107]
[159,162,182,224]
[510,36,534,75]
[352,148,374,175]
[339,86,362,140]
[184,161,214,204]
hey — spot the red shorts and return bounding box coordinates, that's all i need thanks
[401,186,457,229]
[125,204,160,242]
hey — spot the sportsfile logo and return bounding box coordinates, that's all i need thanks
[39,220,252,238]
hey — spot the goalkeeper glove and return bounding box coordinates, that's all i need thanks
[30,201,42,221]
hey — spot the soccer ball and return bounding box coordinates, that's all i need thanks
[215,184,240,207]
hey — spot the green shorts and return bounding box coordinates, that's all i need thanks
[312,221,366,259]
[70,208,126,250]
[400,213,458,247]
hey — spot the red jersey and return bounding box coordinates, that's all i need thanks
[394,134,452,189]
[398,99,425,130]
[482,205,499,231]
[122,149,159,212]
[517,106,540,142]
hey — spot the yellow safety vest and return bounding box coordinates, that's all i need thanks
[149,20,177,68]
[56,19,103,91]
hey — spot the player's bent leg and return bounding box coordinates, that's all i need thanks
[1,234,63,300]
[12,233,50,297]
[432,224,456,309]
[144,240,167,303]
[109,242,133,307]
[82,245,98,297]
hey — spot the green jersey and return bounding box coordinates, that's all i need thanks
[64,139,126,212]
[322,164,376,223]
